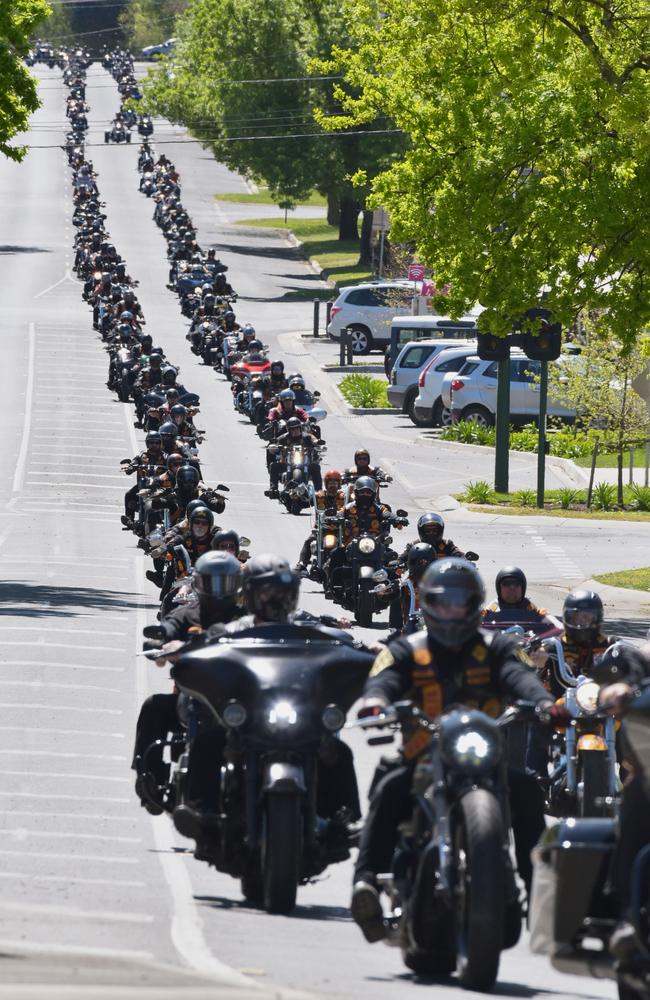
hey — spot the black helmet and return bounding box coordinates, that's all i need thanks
[162,366,177,386]
[166,452,184,471]
[185,498,207,520]
[140,333,153,352]
[241,323,256,339]
[278,388,295,406]
[286,416,302,437]
[419,558,485,648]
[149,352,163,367]
[145,431,162,449]
[159,420,177,445]
[271,360,284,374]
[354,476,377,507]
[417,512,445,544]
[563,589,603,646]
[241,554,299,623]
[120,310,134,322]
[194,551,241,601]
[170,403,187,425]
[211,528,240,555]
[407,542,436,584]
[495,566,527,602]
[188,505,214,532]
[354,448,370,464]
[288,375,305,391]
[175,464,200,491]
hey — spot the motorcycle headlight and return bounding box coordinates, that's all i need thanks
[222,700,247,728]
[575,681,600,716]
[321,704,345,732]
[267,700,298,729]
[439,709,501,773]
[358,537,376,555]
[323,533,338,549]
[452,730,495,769]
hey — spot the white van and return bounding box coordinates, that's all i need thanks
[387,311,481,372]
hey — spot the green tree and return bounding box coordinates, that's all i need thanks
[120,0,187,52]
[321,0,650,345]
[35,2,73,43]
[1,0,50,161]
[140,0,404,254]
[547,320,650,503]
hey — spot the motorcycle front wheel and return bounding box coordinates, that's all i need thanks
[262,794,302,914]
[356,585,373,627]
[454,788,504,991]
[580,749,611,817]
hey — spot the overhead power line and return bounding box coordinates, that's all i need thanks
[15,127,402,150]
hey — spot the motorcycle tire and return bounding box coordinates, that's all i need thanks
[240,863,263,904]
[402,947,456,976]
[356,585,373,628]
[454,788,505,992]
[118,379,130,403]
[618,979,646,1000]
[262,794,302,915]
[580,749,611,817]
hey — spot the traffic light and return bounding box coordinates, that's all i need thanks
[476,332,510,361]
[521,308,562,361]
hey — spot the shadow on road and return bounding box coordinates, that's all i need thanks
[0,245,51,254]
[605,617,650,639]
[195,894,350,922]
[0,580,156,618]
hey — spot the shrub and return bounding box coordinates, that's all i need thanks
[461,480,496,504]
[512,489,536,506]
[557,487,578,509]
[631,484,650,511]
[440,421,496,446]
[591,481,617,510]
[338,374,388,408]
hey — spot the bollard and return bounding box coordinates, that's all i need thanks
[326,300,332,331]
[339,327,353,366]
[313,299,320,338]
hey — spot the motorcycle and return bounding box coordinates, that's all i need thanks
[169,622,374,913]
[277,442,322,515]
[529,684,650,1000]
[329,513,408,626]
[352,700,526,989]
[104,124,131,144]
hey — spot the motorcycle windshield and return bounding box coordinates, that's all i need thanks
[171,624,373,726]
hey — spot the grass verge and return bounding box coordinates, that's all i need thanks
[593,567,650,590]
[465,504,650,522]
[234,216,373,287]
[215,189,326,206]
[574,447,649,468]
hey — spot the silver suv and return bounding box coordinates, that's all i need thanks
[441,352,576,426]
[327,280,427,355]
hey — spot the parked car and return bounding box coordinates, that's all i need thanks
[141,38,176,60]
[441,352,576,426]
[327,280,431,355]
[385,309,482,373]
[387,340,475,425]
[409,344,479,426]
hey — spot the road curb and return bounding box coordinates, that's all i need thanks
[581,577,650,617]
[414,435,585,488]
[332,383,394,416]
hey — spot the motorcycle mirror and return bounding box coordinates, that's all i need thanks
[142,624,163,639]
[215,484,229,492]
[465,551,479,562]
[239,536,251,547]
[395,509,408,517]
[368,734,394,747]
[120,458,131,465]
[312,390,321,399]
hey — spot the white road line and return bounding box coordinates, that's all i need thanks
[26,470,124,480]
[0,875,146,888]
[0,902,153,924]
[0,725,124,737]
[0,769,128,784]
[0,848,137,864]
[0,702,123,714]
[0,678,119,693]
[0,810,133,821]
[0,746,125,761]
[6,828,139,843]
[32,269,76,299]
[23,482,126,490]
[0,791,129,803]
[0,626,125,635]
[0,662,125,675]
[12,321,35,493]
[0,642,126,652]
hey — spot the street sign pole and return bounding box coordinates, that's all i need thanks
[536,360,548,508]
[494,351,510,494]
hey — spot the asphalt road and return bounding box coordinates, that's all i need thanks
[0,63,629,998]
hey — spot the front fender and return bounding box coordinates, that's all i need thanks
[262,762,306,795]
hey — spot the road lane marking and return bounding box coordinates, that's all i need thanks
[0,810,134,821]
[0,875,147,888]
[12,322,35,493]
[0,748,126,761]
[0,662,126,674]
[0,642,126,652]
[6,828,139,843]
[22,482,127,490]
[0,902,153,924]
[0,726,125,737]
[0,791,129,802]
[0,770,129,783]
[25,470,125,480]
[0,626,125,635]
[0,849,138,864]
[0,702,123,714]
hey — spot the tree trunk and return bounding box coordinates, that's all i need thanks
[326,193,340,227]
[338,197,360,241]
[358,209,374,266]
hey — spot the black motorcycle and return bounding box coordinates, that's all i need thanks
[170,623,373,913]
[329,513,408,626]
[529,684,650,1000]
[355,700,525,990]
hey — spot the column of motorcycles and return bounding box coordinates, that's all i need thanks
[51,46,650,997]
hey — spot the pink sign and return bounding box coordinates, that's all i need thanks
[407,263,426,281]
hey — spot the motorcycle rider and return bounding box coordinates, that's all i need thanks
[266,388,309,432]
[294,468,345,573]
[538,589,614,698]
[398,541,436,632]
[121,430,165,526]
[132,552,244,813]
[269,360,287,392]
[325,477,400,598]
[344,448,387,483]
[350,558,563,942]
[265,416,324,496]
[482,566,560,632]
[399,512,469,563]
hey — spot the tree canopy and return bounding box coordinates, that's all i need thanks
[120,0,187,52]
[321,0,650,346]
[140,0,404,243]
[1,0,50,160]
